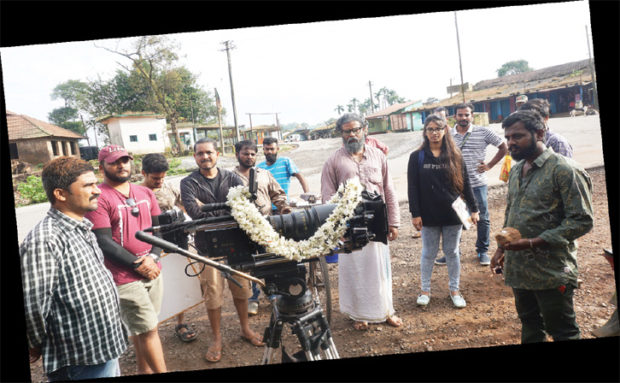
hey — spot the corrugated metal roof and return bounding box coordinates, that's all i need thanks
[7,111,85,141]
[406,60,594,113]
[365,100,419,119]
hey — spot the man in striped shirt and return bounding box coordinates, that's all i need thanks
[445,102,508,266]
[20,157,127,381]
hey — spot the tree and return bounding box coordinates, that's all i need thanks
[375,87,389,109]
[350,98,359,114]
[496,60,533,77]
[96,35,212,153]
[358,98,375,117]
[49,80,93,141]
[47,106,86,135]
[334,105,344,115]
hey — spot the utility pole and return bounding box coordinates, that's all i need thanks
[247,113,254,144]
[221,40,241,142]
[275,113,281,141]
[215,88,225,153]
[454,11,466,103]
[585,25,598,109]
[368,81,375,113]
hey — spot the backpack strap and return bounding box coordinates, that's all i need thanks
[418,149,425,169]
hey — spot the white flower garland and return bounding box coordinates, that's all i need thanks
[226,178,363,261]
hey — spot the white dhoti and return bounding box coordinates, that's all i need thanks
[338,241,395,323]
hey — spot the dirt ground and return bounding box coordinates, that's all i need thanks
[26,166,617,381]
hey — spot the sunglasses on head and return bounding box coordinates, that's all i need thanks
[125,198,140,217]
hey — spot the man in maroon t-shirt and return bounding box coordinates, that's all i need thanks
[85,145,167,375]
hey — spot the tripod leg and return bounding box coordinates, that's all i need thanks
[261,311,285,365]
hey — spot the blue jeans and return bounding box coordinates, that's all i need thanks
[249,281,260,303]
[472,185,490,255]
[47,358,120,381]
[420,225,463,292]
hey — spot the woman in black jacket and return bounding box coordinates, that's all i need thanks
[407,114,479,308]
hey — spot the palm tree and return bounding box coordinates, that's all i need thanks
[334,105,345,115]
[350,98,359,114]
[374,88,386,110]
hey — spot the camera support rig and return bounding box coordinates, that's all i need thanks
[135,171,388,364]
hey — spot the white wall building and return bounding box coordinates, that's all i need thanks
[98,112,169,154]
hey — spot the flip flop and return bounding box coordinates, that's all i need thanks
[386,315,403,328]
[353,321,369,331]
[204,344,222,363]
[175,324,198,343]
[241,333,265,347]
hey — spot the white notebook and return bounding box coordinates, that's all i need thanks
[451,197,472,230]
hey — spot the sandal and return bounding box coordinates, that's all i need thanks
[175,324,198,343]
[204,344,222,363]
[241,332,265,347]
[353,321,369,331]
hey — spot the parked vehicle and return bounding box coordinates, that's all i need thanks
[79,146,99,161]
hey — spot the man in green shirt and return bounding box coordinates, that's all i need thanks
[491,110,594,343]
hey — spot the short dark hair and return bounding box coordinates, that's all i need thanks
[502,110,546,134]
[335,113,367,132]
[262,137,279,146]
[518,98,550,119]
[141,153,169,174]
[455,102,474,113]
[433,106,447,114]
[42,156,95,205]
[235,140,257,154]
[194,138,218,153]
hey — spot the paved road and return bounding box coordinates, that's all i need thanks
[14,115,604,244]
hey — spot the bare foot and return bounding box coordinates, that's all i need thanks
[353,321,369,331]
[386,315,403,327]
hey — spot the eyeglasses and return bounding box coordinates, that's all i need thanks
[426,128,444,133]
[341,127,363,135]
[125,198,140,217]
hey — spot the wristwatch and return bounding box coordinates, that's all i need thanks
[147,253,160,263]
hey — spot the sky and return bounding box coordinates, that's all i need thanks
[1,1,593,135]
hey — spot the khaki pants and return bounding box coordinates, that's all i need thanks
[199,264,252,310]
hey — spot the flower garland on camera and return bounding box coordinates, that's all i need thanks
[226,178,363,261]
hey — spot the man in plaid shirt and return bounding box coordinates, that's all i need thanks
[20,157,127,381]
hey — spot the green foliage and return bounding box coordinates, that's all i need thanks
[17,175,48,204]
[497,60,533,77]
[48,106,86,134]
[166,157,187,176]
[569,69,584,78]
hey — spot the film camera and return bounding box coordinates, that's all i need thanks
[135,170,389,363]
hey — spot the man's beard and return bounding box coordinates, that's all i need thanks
[198,158,217,171]
[457,119,470,127]
[104,167,131,183]
[344,136,364,154]
[510,135,537,161]
[239,158,256,169]
[265,153,277,164]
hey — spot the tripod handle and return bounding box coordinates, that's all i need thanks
[135,230,265,288]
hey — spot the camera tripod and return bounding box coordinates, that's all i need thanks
[259,265,340,364]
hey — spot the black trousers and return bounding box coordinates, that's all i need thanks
[512,286,580,343]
